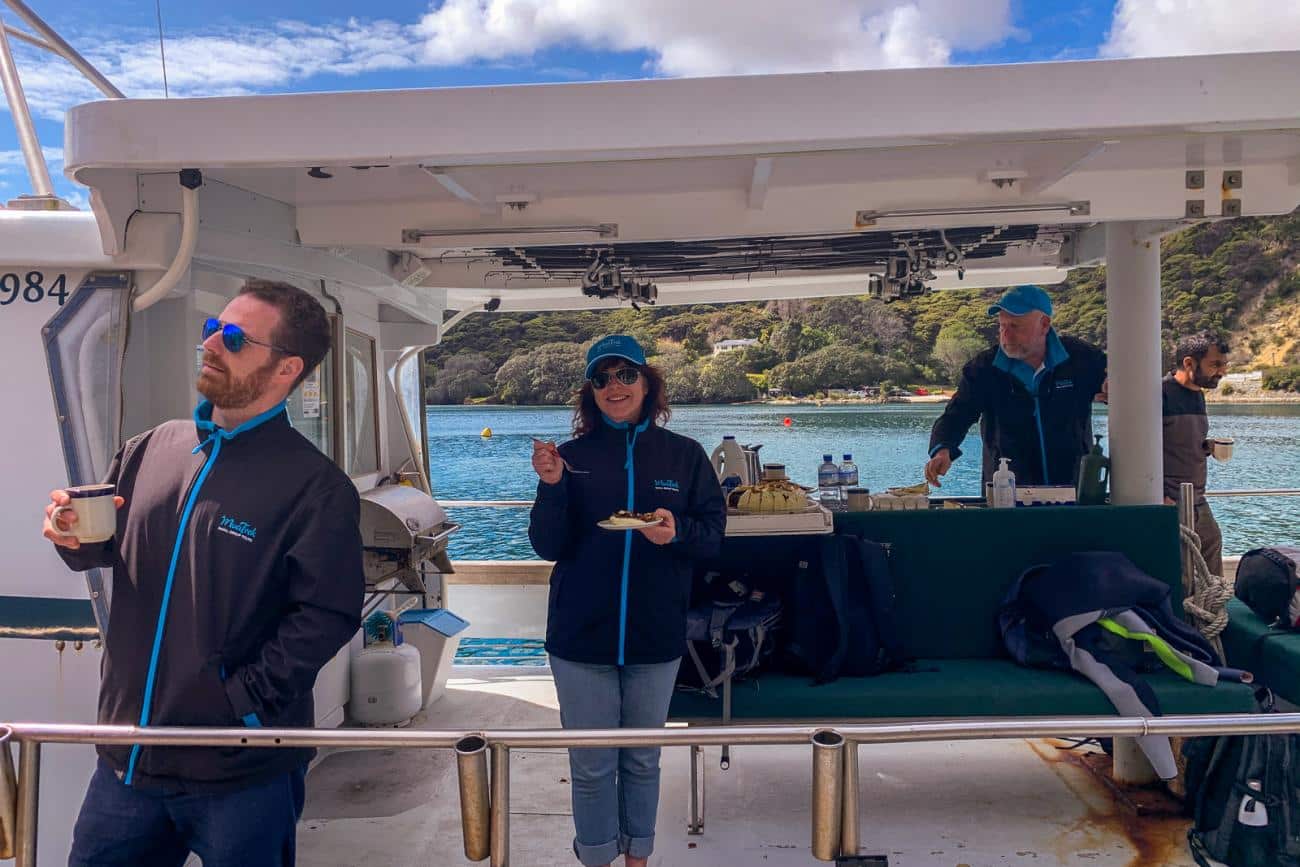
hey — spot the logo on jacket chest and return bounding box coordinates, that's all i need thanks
[654,479,680,493]
[217,514,258,543]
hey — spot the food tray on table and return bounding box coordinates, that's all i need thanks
[724,500,834,536]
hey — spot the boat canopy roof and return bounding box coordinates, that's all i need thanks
[62,50,1300,313]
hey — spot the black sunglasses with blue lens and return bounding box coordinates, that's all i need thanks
[590,367,641,389]
[202,318,293,355]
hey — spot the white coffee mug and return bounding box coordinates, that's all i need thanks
[1210,437,1234,462]
[51,484,117,543]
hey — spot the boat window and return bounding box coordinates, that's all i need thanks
[344,329,379,477]
[286,348,333,459]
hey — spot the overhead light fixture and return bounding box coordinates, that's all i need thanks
[401,224,617,244]
[855,201,1090,227]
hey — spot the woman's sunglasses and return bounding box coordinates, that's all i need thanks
[590,367,641,389]
[202,318,293,355]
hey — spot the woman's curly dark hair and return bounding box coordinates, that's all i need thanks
[572,360,671,438]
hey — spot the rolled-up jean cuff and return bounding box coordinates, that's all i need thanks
[622,832,655,859]
[573,836,621,866]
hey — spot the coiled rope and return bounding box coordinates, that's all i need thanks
[1180,524,1234,659]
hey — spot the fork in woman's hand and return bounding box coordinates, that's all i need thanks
[530,438,590,474]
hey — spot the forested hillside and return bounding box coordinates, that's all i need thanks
[424,211,1300,405]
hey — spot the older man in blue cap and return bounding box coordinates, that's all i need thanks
[925,285,1108,489]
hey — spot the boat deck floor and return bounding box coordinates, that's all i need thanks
[296,664,1199,867]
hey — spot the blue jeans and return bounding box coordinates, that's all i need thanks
[549,655,681,866]
[68,760,306,867]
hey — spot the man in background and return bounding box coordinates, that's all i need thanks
[1163,332,1230,576]
[925,285,1108,489]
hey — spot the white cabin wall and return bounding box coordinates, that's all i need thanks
[0,267,96,599]
[120,290,202,438]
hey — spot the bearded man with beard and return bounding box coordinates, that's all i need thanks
[925,285,1109,491]
[42,279,364,867]
[1162,332,1231,576]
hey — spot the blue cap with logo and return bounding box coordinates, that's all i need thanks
[988,285,1053,318]
[585,334,648,379]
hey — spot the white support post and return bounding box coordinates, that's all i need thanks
[1105,221,1164,506]
[1104,220,1164,785]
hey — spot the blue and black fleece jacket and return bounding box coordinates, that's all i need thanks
[56,401,364,792]
[529,419,726,666]
[928,332,1107,486]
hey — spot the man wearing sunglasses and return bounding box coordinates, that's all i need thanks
[43,279,364,867]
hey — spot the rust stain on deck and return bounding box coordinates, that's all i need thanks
[1028,739,1189,867]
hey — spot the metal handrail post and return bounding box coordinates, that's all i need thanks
[455,735,491,862]
[1179,482,1197,596]
[2,0,124,98]
[687,744,704,834]
[0,725,15,860]
[839,738,859,857]
[15,739,38,867]
[489,743,510,867]
[0,21,52,197]
[810,729,843,861]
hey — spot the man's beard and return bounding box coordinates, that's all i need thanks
[1000,340,1029,360]
[196,352,278,409]
[1193,364,1222,390]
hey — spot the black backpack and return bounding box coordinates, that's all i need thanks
[785,534,904,683]
[1235,547,1300,628]
[677,573,782,697]
[1185,727,1300,866]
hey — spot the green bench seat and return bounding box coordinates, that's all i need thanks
[1222,597,1300,707]
[669,659,1258,721]
[669,505,1262,724]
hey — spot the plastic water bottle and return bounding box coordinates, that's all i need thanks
[818,454,841,504]
[839,454,859,501]
[991,458,1016,509]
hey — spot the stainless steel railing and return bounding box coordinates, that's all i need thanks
[5,713,1300,866]
[442,488,1300,510]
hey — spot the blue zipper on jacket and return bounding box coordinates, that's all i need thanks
[124,400,286,785]
[1032,394,1050,485]
[604,414,649,666]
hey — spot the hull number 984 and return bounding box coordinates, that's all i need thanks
[1,271,69,306]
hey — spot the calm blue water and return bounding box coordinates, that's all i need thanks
[427,403,1300,560]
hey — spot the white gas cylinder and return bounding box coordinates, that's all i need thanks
[350,642,422,726]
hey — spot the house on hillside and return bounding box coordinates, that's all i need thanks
[712,338,758,355]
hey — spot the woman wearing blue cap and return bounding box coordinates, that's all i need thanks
[529,334,726,867]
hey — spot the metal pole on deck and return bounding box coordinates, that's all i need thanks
[455,735,491,862]
[14,740,37,867]
[489,744,510,867]
[810,729,844,861]
[839,738,860,857]
[1179,483,1197,597]
[0,726,16,860]
[1104,220,1165,785]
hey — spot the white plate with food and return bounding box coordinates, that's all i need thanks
[598,511,664,530]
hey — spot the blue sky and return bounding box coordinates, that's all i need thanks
[1,0,1296,208]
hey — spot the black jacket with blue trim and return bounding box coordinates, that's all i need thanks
[529,420,726,666]
[55,402,364,792]
[928,332,1107,486]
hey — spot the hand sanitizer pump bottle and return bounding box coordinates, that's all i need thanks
[992,458,1016,509]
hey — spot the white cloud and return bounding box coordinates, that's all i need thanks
[0,147,63,172]
[1103,0,1300,58]
[414,0,1018,76]
[2,1,1021,125]
[9,19,424,121]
